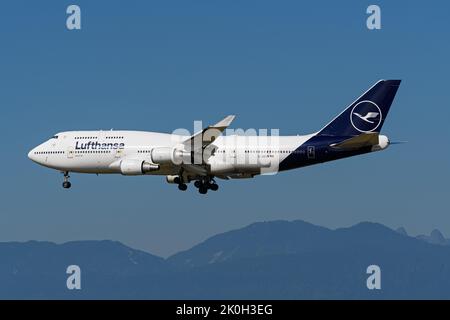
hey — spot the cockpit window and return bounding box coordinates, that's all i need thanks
[51,135,59,139]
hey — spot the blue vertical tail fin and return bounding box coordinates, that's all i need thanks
[318,80,401,136]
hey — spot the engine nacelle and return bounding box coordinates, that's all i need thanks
[166,175,181,184]
[151,147,191,165]
[372,135,390,151]
[120,159,159,175]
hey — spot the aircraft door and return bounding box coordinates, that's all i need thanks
[307,146,315,159]
[67,146,74,159]
[115,148,124,158]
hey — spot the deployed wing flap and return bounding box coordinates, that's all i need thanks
[330,132,379,150]
[181,163,208,176]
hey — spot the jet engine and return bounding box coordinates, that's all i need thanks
[151,147,191,165]
[120,159,159,175]
[166,175,181,184]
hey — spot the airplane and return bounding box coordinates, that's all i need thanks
[28,79,401,194]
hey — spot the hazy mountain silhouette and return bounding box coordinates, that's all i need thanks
[168,220,334,268]
[396,226,450,246]
[395,227,408,236]
[2,220,450,299]
[416,229,450,246]
[0,240,167,299]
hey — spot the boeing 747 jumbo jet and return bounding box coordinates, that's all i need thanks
[28,80,401,194]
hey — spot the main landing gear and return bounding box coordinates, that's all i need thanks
[62,171,71,189]
[170,173,219,194]
[194,178,219,194]
[172,175,188,191]
[177,183,188,191]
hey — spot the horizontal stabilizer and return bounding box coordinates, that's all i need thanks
[330,132,379,150]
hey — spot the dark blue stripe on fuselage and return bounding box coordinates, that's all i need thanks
[279,135,373,171]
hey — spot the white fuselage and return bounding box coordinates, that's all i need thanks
[28,130,314,179]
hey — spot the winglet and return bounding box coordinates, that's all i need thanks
[212,115,235,129]
[183,115,236,152]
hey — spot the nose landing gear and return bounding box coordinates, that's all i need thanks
[62,171,71,189]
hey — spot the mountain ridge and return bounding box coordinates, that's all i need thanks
[1,219,450,299]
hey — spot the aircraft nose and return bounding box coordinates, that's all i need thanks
[28,148,37,162]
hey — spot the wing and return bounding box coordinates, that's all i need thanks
[182,115,235,152]
[179,115,235,176]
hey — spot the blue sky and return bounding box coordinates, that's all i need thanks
[0,1,449,257]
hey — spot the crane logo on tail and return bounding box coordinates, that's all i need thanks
[353,111,379,124]
[350,100,382,132]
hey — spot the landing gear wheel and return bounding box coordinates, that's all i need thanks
[198,186,208,194]
[194,181,201,188]
[62,171,71,189]
[209,183,219,191]
[178,183,187,191]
